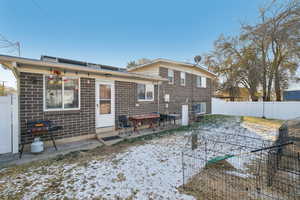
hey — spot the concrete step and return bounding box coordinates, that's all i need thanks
[100,138,124,146]
[96,130,125,146]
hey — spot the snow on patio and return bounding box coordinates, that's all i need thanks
[0,116,279,200]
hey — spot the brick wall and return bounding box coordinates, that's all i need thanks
[115,67,213,123]
[115,81,160,124]
[20,72,95,143]
[20,68,213,141]
[158,67,212,114]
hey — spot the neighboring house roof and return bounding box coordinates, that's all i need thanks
[127,58,217,78]
[0,54,167,82]
[283,90,300,101]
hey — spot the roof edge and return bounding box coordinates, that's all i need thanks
[0,54,167,82]
[127,58,217,77]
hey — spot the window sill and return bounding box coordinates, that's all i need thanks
[195,112,206,115]
[44,109,81,115]
[138,99,154,102]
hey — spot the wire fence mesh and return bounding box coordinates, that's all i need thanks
[182,128,300,200]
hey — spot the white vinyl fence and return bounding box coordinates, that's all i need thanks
[0,95,19,154]
[212,98,300,120]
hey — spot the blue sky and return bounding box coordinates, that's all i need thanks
[2,0,298,89]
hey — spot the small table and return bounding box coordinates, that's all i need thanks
[129,114,160,134]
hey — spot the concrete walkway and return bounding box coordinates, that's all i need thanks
[99,123,181,146]
[0,122,182,168]
[0,139,103,168]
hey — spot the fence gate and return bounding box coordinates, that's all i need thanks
[0,95,18,154]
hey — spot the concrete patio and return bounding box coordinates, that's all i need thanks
[0,139,103,168]
[0,121,182,168]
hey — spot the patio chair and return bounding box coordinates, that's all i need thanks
[159,114,169,128]
[167,113,180,126]
[118,115,133,136]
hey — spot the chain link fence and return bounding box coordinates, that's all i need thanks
[181,127,300,200]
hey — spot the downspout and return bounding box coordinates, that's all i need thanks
[157,81,160,113]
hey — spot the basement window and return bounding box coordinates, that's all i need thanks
[44,75,80,111]
[193,102,206,114]
[137,84,154,101]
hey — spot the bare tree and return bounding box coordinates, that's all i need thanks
[242,0,300,101]
[126,58,152,68]
[204,36,261,101]
[126,61,138,68]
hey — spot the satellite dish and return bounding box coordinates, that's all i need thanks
[194,55,202,65]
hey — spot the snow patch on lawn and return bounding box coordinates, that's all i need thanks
[183,117,277,179]
[0,116,277,199]
[61,135,194,200]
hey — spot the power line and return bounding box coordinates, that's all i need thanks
[31,0,47,16]
[0,34,20,56]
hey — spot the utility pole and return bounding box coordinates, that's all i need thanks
[16,42,20,56]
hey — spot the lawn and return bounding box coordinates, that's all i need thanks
[0,115,280,200]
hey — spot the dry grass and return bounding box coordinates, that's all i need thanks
[181,168,257,200]
[242,116,283,129]
[182,153,299,200]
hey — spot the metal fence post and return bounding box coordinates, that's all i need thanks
[182,151,185,189]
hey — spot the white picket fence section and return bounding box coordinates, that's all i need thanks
[0,95,19,154]
[212,98,300,120]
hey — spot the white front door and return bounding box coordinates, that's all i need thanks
[95,80,115,128]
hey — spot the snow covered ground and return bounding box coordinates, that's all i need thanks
[0,116,278,200]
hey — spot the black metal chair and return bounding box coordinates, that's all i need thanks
[166,113,180,126]
[118,115,133,136]
[159,114,169,127]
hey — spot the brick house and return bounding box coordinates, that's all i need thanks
[0,55,216,148]
[128,58,216,116]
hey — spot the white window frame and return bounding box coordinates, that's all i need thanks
[137,83,154,102]
[180,72,186,86]
[43,75,81,111]
[168,69,174,84]
[194,102,206,114]
[202,76,207,88]
[197,76,207,88]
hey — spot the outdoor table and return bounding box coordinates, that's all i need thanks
[129,113,160,134]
